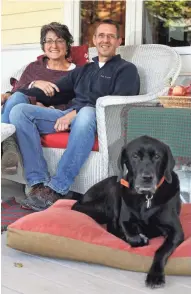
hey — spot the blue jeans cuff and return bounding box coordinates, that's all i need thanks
[47,182,69,196]
[28,178,50,187]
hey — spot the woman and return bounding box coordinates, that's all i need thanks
[1,22,75,174]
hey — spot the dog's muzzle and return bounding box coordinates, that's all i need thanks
[135,172,157,194]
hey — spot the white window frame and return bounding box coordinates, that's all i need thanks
[63,0,191,55]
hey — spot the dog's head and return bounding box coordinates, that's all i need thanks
[118,136,175,194]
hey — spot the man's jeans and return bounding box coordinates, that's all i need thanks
[9,104,97,195]
[1,92,30,123]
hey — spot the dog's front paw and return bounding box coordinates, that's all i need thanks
[145,271,165,288]
[127,234,149,247]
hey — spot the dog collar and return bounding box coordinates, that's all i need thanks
[120,176,165,190]
[120,176,165,210]
[156,176,165,189]
[120,179,129,188]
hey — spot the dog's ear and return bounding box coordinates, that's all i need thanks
[117,147,128,181]
[164,145,175,183]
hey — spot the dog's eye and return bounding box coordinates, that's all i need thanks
[132,153,139,159]
[154,154,160,159]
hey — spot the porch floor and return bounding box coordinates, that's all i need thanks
[1,180,191,294]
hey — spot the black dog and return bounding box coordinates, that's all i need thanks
[72,136,184,288]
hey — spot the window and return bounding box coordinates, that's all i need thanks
[63,0,137,46]
[143,1,191,47]
[80,1,126,46]
[63,0,191,51]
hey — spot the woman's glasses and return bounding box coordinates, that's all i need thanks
[43,38,65,46]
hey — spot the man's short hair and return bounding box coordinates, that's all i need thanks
[95,19,120,38]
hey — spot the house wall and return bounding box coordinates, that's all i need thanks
[2,0,64,45]
[1,0,65,91]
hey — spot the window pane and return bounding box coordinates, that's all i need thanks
[80,0,126,46]
[143,1,191,47]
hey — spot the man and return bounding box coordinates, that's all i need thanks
[9,19,140,211]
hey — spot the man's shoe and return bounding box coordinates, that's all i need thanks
[20,198,45,212]
[27,185,62,210]
[1,136,21,175]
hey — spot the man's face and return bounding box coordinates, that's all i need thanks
[93,24,122,59]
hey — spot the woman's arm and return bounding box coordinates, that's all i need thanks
[12,62,37,91]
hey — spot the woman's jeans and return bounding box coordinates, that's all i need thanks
[9,103,97,195]
[1,92,30,123]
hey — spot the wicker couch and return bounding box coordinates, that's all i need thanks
[2,44,181,194]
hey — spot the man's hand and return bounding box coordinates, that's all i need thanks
[32,80,60,97]
[1,93,11,105]
[54,110,76,132]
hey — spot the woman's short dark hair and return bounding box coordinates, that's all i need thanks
[40,22,74,58]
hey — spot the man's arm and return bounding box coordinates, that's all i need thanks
[55,66,81,92]
[112,63,140,96]
[16,68,79,105]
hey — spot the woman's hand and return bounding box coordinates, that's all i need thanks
[32,80,60,97]
[54,110,76,132]
[1,93,11,105]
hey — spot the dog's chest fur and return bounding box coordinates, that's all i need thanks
[120,191,160,225]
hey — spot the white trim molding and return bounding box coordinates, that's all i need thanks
[125,0,136,45]
[2,43,41,52]
[63,0,80,45]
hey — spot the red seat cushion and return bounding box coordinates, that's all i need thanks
[41,132,99,151]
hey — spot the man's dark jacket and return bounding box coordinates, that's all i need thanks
[18,55,140,111]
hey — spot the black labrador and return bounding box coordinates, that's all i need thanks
[72,135,184,288]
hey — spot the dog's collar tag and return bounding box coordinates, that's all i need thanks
[120,179,129,188]
[145,194,153,209]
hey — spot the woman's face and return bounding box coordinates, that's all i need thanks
[43,30,67,61]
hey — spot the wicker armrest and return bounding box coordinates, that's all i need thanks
[95,88,168,146]
[96,87,169,109]
[1,64,28,94]
[95,87,169,175]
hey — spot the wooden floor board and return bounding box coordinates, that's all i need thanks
[2,233,191,294]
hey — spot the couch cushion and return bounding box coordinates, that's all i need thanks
[41,132,99,151]
[70,44,89,66]
[7,202,191,276]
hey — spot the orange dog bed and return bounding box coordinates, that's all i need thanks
[7,201,191,275]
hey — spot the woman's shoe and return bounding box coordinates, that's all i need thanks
[1,136,20,175]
